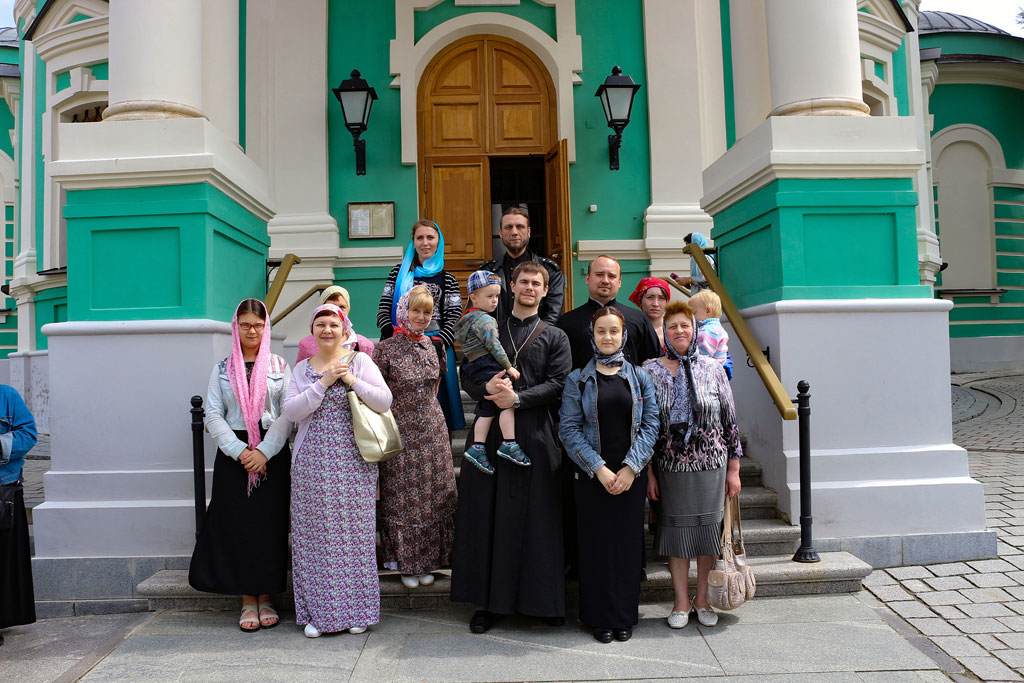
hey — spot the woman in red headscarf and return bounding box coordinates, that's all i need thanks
[189,298,293,632]
[629,277,672,353]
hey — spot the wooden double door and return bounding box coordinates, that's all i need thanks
[418,35,572,308]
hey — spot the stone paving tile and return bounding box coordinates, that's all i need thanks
[1000,616,1024,631]
[997,633,1024,648]
[888,566,935,580]
[949,617,1012,634]
[902,579,932,594]
[867,584,914,602]
[971,634,1009,650]
[933,605,968,619]
[907,618,960,636]
[996,649,1024,668]
[967,573,1020,588]
[920,590,969,606]
[929,562,976,577]
[969,559,1020,573]
[960,655,1023,681]
[959,602,1018,619]
[962,587,1014,603]
[863,570,897,587]
[932,635,991,658]
[924,576,974,591]
[889,601,938,619]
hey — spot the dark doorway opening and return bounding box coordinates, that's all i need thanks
[489,156,546,262]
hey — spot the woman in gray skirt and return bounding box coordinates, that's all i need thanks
[643,300,742,629]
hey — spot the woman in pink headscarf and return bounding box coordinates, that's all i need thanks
[629,277,672,353]
[285,303,392,639]
[189,298,293,632]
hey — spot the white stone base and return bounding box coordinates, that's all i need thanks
[950,335,1024,373]
[726,298,987,548]
[32,320,235,558]
[9,350,50,434]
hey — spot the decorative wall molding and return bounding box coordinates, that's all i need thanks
[936,62,1024,92]
[932,124,1007,171]
[390,0,582,164]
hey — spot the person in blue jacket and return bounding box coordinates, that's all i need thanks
[0,385,39,646]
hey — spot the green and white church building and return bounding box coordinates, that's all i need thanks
[4,0,1021,591]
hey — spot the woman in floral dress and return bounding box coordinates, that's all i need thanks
[284,304,393,638]
[374,286,458,588]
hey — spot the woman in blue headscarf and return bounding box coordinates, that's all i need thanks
[679,232,716,293]
[377,219,466,431]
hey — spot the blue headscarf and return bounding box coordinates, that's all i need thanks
[689,232,710,278]
[391,222,445,326]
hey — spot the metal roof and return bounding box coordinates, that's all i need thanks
[919,10,1010,36]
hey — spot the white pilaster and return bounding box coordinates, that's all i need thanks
[909,1,942,286]
[729,0,770,139]
[764,0,870,116]
[12,41,37,351]
[202,0,239,143]
[641,0,718,276]
[105,0,205,120]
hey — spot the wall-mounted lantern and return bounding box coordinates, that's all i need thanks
[594,66,641,171]
[332,70,379,176]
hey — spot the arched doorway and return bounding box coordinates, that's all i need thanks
[418,35,572,306]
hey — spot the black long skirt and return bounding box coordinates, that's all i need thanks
[189,429,291,595]
[574,464,648,630]
[0,483,35,629]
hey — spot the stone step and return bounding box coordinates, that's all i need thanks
[135,552,869,612]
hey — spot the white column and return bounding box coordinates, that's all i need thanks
[764,0,869,116]
[12,41,36,350]
[202,0,239,143]
[729,0,770,139]
[641,0,717,275]
[104,0,204,120]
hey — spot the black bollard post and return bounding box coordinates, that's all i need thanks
[190,395,206,538]
[792,380,820,563]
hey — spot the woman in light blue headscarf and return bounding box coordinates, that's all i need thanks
[377,219,466,430]
[680,232,716,293]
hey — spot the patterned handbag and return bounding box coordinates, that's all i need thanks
[707,496,756,610]
[343,352,404,463]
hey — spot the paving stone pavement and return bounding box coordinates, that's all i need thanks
[865,372,1024,682]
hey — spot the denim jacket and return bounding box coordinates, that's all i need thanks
[558,359,659,477]
[0,384,38,485]
[206,356,293,461]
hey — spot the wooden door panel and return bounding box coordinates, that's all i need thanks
[492,46,538,92]
[430,100,484,151]
[425,157,489,263]
[545,139,572,310]
[492,100,545,151]
[430,44,482,95]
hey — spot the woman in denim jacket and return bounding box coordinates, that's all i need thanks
[558,307,659,645]
[0,384,38,646]
[189,299,293,632]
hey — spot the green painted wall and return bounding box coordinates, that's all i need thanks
[63,184,269,322]
[709,178,928,309]
[920,32,1024,63]
[34,286,66,351]
[931,85,1024,170]
[0,45,18,66]
[238,0,246,150]
[892,38,909,116]
[719,0,735,148]
[34,51,43,261]
[415,0,556,42]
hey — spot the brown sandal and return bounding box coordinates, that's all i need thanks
[239,605,260,633]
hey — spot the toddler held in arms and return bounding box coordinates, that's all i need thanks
[690,289,729,369]
[455,271,528,474]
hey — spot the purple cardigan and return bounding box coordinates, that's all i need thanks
[283,351,392,458]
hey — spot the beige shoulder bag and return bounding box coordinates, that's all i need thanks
[707,496,756,610]
[345,352,404,463]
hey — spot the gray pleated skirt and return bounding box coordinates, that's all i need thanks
[655,466,725,559]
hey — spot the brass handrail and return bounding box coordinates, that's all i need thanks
[684,243,797,421]
[264,254,302,315]
[271,284,333,326]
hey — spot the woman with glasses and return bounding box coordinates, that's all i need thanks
[189,299,294,632]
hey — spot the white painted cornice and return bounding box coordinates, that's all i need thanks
[8,270,68,304]
[14,0,36,27]
[0,78,20,120]
[576,239,649,262]
[336,246,405,269]
[740,297,952,320]
[701,116,925,217]
[33,15,108,63]
[46,118,276,221]
[43,319,234,337]
[920,60,939,96]
[936,62,1024,92]
[858,11,904,53]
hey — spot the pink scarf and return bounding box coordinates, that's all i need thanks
[227,300,272,496]
[309,303,353,338]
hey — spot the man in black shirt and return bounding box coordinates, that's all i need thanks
[556,254,662,370]
[480,207,564,323]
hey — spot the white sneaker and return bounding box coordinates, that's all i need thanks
[401,575,419,589]
[419,573,435,586]
[304,624,321,638]
[667,610,690,629]
[695,606,718,627]
[348,625,368,634]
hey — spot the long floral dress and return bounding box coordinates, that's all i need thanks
[373,334,458,575]
[291,365,379,631]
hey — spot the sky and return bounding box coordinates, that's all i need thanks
[920,0,1024,37]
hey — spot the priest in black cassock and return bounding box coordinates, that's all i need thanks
[451,261,572,633]
[556,254,663,370]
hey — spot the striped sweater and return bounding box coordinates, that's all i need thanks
[454,308,512,369]
[696,318,729,365]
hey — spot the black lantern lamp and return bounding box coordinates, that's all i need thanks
[594,66,641,171]
[332,70,378,176]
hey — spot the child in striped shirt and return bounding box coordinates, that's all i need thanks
[689,289,729,370]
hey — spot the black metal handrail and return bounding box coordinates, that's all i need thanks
[190,395,206,537]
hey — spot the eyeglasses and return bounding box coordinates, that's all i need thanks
[239,323,266,332]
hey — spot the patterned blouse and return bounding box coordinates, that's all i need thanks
[376,266,463,348]
[642,356,742,473]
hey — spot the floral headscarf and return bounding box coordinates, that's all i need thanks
[227,299,272,496]
[394,289,426,341]
[663,310,712,445]
[309,303,353,338]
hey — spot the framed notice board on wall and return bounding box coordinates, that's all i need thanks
[347,202,395,239]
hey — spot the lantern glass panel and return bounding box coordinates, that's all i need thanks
[599,92,612,124]
[606,87,635,123]
[340,91,368,129]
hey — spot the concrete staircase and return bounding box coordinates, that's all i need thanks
[136,391,871,611]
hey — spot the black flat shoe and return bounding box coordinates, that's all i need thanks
[470,610,494,634]
[593,628,613,644]
[541,616,565,627]
[613,627,632,642]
